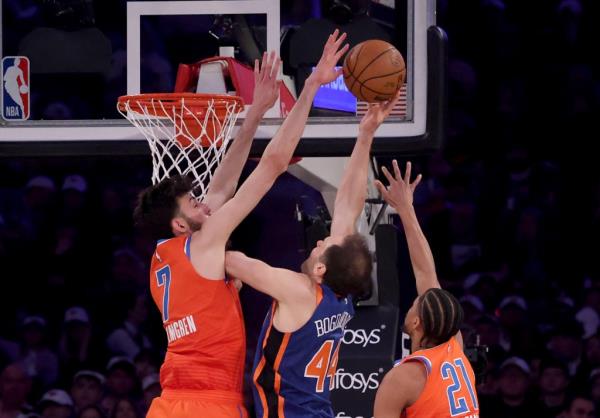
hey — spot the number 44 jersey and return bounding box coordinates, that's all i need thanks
[252,284,354,418]
[397,336,480,418]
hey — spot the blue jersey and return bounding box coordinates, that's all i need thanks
[252,284,354,418]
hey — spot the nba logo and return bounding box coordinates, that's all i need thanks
[2,56,30,120]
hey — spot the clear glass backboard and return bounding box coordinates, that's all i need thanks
[0,0,445,156]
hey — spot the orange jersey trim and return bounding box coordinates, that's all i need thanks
[254,304,276,418]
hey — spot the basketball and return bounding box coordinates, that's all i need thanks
[19,85,28,94]
[342,39,406,102]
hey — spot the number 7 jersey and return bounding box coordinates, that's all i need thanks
[397,336,479,418]
[149,236,246,393]
[252,284,354,418]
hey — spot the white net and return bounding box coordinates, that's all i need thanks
[118,94,242,201]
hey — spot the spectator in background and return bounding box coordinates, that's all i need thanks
[480,357,538,418]
[589,369,600,406]
[107,250,145,299]
[100,358,138,416]
[77,405,105,418]
[38,389,73,418]
[0,363,33,418]
[464,273,500,314]
[581,334,600,373]
[497,295,528,352]
[19,176,56,240]
[460,294,485,327]
[106,294,151,360]
[476,345,506,398]
[574,286,600,339]
[109,398,139,418]
[538,358,570,418]
[547,320,584,376]
[140,374,159,415]
[60,175,88,223]
[58,307,95,380]
[97,186,131,245]
[132,350,158,382]
[19,316,58,389]
[474,314,503,352]
[563,394,595,418]
[70,370,105,414]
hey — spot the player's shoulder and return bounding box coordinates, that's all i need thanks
[382,361,427,400]
[288,271,319,302]
[153,236,188,261]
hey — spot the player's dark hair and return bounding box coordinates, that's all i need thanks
[321,233,373,298]
[133,175,194,240]
[418,288,464,348]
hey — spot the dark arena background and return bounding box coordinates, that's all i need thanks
[1,1,600,418]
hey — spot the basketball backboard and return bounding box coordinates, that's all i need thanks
[0,0,445,156]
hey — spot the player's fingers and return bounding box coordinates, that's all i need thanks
[331,29,340,43]
[325,30,337,50]
[254,58,259,77]
[411,174,423,190]
[374,180,388,197]
[384,92,400,113]
[381,166,395,184]
[392,159,402,180]
[334,31,347,49]
[404,161,412,183]
[260,52,268,80]
[334,43,350,62]
[266,51,276,78]
[271,57,281,80]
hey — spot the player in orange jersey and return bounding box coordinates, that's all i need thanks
[373,161,480,418]
[133,31,349,418]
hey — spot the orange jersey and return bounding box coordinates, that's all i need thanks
[149,236,246,393]
[398,336,479,418]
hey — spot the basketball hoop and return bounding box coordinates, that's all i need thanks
[117,93,244,200]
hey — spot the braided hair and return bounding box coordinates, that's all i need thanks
[417,288,464,348]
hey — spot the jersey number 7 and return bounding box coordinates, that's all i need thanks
[304,340,342,392]
[155,265,172,322]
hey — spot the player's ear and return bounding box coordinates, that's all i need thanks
[412,314,422,331]
[313,262,326,281]
[171,216,188,235]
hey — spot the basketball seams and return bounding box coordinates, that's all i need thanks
[352,47,398,85]
[357,77,403,97]
[342,40,406,102]
[360,69,406,84]
[347,43,365,93]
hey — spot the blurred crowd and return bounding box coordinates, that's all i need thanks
[2,0,600,418]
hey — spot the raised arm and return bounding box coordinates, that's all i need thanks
[201,30,348,245]
[202,52,281,211]
[330,91,402,237]
[375,161,439,295]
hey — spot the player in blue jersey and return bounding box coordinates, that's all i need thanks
[225,90,402,417]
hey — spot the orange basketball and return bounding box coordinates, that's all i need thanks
[342,40,406,102]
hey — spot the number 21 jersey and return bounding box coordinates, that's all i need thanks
[398,336,479,418]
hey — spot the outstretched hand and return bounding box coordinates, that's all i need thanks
[307,29,349,86]
[374,160,422,214]
[251,51,282,114]
[359,89,402,136]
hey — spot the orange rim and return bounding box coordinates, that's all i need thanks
[117,93,244,117]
